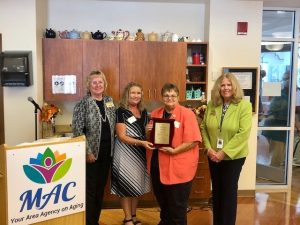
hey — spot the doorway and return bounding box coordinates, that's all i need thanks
[256,9,297,186]
[256,42,293,184]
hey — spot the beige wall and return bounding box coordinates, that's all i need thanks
[0,0,263,191]
[0,0,46,145]
[208,0,263,190]
[44,0,208,126]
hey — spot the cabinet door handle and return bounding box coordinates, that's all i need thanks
[154,89,157,99]
[194,190,204,194]
[148,89,151,99]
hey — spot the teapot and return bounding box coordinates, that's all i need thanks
[183,36,190,42]
[148,32,158,41]
[172,33,179,42]
[91,30,107,40]
[162,31,172,42]
[135,29,145,41]
[45,28,56,38]
[58,30,69,39]
[112,29,129,41]
[68,29,80,39]
[80,31,91,40]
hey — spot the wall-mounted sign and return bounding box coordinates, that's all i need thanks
[52,75,76,94]
[223,67,258,113]
[237,22,248,35]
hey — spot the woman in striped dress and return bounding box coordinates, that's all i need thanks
[111,82,153,225]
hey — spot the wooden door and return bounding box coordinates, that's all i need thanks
[155,42,187,101]
[0,34,4,144]
[119,41,156,102]
[83,40,120,101]
[43,39,83,101]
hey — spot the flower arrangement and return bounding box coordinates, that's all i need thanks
[192,104,207,121]
[40,103,61,123]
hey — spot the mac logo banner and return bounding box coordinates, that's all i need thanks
[23,147,72,184]
[6,140,85,225]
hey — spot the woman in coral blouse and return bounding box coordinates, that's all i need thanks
[147,83,202,225]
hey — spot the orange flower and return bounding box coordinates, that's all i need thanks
[191,103,207,120]
[40,103,61,123]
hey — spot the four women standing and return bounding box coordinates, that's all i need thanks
[73,70,252,225]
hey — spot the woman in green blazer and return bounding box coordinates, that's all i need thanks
[200,73,252,225]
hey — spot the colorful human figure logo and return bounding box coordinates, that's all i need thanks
[23,147,72,184]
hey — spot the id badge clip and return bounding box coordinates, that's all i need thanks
[217,138,224,149]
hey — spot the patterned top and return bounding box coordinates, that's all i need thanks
[111,107,150,197]
[72,95,116,159]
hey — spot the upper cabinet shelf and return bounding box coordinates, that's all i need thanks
[185,42,208,101]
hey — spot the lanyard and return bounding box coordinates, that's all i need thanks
[218,103,230,133]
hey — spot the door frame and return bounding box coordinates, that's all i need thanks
[256,8,300,190]
[0,33,5,144]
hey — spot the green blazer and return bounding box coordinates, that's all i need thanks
[200,99,252,160]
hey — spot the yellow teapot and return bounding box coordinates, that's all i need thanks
[148,32,158,41]
[80,31,91,40]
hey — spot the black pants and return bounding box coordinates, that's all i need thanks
[151,151,192,225]
[208,157,246,225]
[86,157,111,225]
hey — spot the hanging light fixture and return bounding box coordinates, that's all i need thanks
[265,43,284,51]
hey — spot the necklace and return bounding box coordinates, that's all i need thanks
[100,111,107,122]
[95,99,107,122]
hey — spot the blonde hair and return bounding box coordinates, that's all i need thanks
[120,82,144,111]
[86,70,108,95]
[211,73,244,106]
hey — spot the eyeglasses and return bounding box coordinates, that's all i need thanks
[163,95,178,99]
[91,81,103,86]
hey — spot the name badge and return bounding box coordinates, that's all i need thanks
[127,116,137,124]
[106,101,114,107]
[174,121,180,128]
[217,138,224,149]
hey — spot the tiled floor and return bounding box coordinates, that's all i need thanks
[100,166,300,225]
[99,137,300,225]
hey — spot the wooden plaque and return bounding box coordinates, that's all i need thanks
[150,118,175,147]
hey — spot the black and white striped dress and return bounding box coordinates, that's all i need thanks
[111,107,151,197]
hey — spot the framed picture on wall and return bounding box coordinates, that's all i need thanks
[223,67,258,113]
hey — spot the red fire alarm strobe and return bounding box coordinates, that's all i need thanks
[237,22,248,35]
